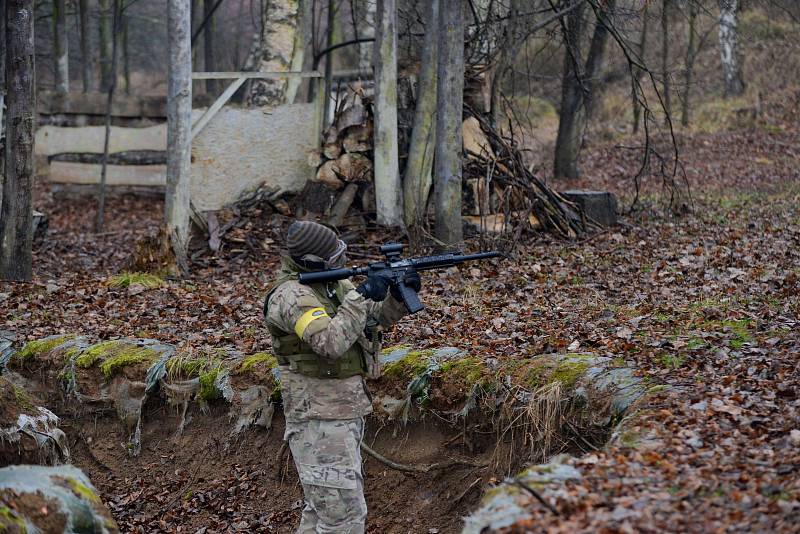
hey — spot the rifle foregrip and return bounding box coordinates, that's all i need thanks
[398,281,424,314]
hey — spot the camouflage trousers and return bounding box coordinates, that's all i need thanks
[285,418,367,534]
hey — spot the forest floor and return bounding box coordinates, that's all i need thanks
[1,120,799,533]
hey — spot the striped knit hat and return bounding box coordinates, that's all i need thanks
[286,221,339,261]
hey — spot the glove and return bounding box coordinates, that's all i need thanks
[356,272,391,302]
[391,272,421,301]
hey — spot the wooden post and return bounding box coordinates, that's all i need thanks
[434,0,464,247]
[166,0,192,273]
[373,0,403,228]
[0,0,36,281]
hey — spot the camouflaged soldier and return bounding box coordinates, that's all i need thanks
[264,221,418,534]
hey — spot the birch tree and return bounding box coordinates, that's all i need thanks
[434,0,464,247]
[0,0,35,281]
[717,0,745,97]
[373,0,403,227]
[53,0,69,93]
[244,0,304,106]
[165,0,192,273]
[403,0,438,230]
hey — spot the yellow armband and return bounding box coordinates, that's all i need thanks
[294,307,329,338]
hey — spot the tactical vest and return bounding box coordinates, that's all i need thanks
[264,263,366,379]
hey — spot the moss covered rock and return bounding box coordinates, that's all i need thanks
[0,465,118,533]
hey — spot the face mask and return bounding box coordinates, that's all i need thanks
[298,240,347,270]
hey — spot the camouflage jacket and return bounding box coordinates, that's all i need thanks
[266,256,408,421]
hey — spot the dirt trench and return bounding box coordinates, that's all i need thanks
[63,398,491,534]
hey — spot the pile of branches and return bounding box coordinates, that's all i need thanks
[462,110,595,241]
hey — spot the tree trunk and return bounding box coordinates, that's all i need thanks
[357,0,375,71]
[373,0,403,227]
[717,0,744,98]
[402,0,438,230]
[585,0,615,119]
[681,1,698,127]
[52,0,69,93]
[434,0,464,247]
[553,2,587,179]
[490,0,523,128]
[245,0,302,107]
[122,12,131,94]
[203,0,218,95]
[95,0,121,232]
[1,0,36,281]
[0,0,7,213]
[78,0,92,92]
[166,0,192,274]
[632,3,649,134]
[661,0,671,119]
[98,0,112,91]
[191,0,204,93]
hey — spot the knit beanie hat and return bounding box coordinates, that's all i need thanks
[286,221,339,261]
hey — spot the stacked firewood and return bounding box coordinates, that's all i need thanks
[298,92,376,227]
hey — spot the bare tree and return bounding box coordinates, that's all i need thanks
[373,0,403,227]
[203,0,218,95]
[98,0,112,90]
[717,0,745,97]
[53,0,69,93]
[403,0,438,231]
[632,2,649,134]
[553,0,614,179]
[1,0,35,281]
[434,0,464,247]
[0,0,6,211]
[681,0,699,127]
[95,0,121,232]
[78,0,92,92]
[165,0,192,273]
[661,0,671,118]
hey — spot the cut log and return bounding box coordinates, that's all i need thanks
[560,190,618,227]
[327,183,359,227]
[359,182,376,214]
[463,212,540,234]
[335,153,373,182]
[300,181,339,216]
[314,160,345,190]
[323,142,342,160]
[462,116,494,158]
[306,149,323,168]
[333,104,367,132]
[342,124,372,153]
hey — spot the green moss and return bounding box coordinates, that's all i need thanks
[238,352,277,373]
[99,346,160,379]
[618,429,641,448]
[64,477,100,504]
[0,506,27,533]
[63,346,82,361]
[380,344,410,355]
[198,365,222,401]
[75,340,125,368]
[439,357,488,386]
[74,340,160,378]
[12,384,33,411]
[382,350,433,379]
[106,272,164,289]
[57,368,75,386]
[15,335,76,361]
[550,360,590,388]
[659,354,685,369]
[722,319,753,349]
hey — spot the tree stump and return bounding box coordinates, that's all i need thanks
[561,190,618,227]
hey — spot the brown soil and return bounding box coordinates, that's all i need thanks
[62,397,490,533]
[0,490,69,533]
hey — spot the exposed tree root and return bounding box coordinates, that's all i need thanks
[360,442,487,473]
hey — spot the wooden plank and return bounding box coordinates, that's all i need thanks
[191,70,322,80]
[37,90,166,117]
[36,123,167,156]
[49,161,166,186]
[191,105,316,211]
[190,77,246,140]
